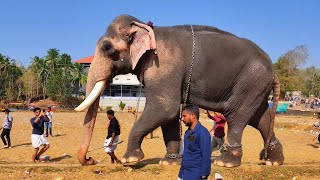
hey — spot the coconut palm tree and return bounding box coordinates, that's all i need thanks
[72,63,87,97]
[31,56,49,99]
[46,48,59,74]
[0,55,22,101]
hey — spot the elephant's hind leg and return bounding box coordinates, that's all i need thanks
[214,113,246,168]
[159,117,182,165]
[215,63,273,167]
[249,104,284,166]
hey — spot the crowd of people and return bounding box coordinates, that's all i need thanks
[0,107,54,162]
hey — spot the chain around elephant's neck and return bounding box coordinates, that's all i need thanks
[179,25,196,139]
[184,25,196,105]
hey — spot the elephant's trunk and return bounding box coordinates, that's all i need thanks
[77,96,100,165]
[76,50,113,165]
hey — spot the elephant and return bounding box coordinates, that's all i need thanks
[75,14,284,167]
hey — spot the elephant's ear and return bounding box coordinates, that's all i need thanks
[129,21,157,70]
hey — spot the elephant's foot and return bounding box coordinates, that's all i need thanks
[159,154,182,165]
[79,157,97,166]
[259,139,284,166]
[214,146,242,168]
[121,148,145,164]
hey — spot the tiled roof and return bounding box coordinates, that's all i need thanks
[74,55,94,64]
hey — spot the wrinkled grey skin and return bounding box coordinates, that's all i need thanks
[78,14,284,167]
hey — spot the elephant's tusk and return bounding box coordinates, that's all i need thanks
[75,81,106,111]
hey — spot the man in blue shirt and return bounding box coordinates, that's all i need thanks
[178,104,211,180]
[30,107,50,162]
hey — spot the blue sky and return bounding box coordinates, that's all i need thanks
[0,0,319,67]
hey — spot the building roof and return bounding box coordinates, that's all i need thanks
[74,55,94,64]
[112,73,141,85]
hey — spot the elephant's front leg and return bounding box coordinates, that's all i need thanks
[159,117,182,165]
[121,103,180,164]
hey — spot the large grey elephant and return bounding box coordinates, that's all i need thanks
[75,14,284,167]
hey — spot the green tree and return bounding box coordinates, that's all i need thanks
[304,66,320,97]
[30,56,49,98]
[0,54,23,101]
[274,45,309,98]
[58,53,73,98]
[46,48,59,74]
[1,49,88,106]
[72,63,87,97]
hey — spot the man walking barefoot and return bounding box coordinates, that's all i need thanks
[104,110,121,164]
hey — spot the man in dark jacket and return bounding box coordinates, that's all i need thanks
[178,104,211,180]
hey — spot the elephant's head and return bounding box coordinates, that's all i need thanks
[75,15,157,165]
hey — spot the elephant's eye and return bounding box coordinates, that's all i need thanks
[128,32,136,44]
[102,41,115,55]
[102,41,112,51]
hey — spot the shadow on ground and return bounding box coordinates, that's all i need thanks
[124,158,162,169]
[54,133,67,137]
[11,142,32,148]
[307,143,320,149]
[50,154,72,162]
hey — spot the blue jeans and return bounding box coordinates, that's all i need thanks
[45,122,52,136]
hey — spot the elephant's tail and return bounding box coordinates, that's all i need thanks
[264,74,280,158]
[271,74,280,116]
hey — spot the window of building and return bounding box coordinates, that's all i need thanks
[102,84,145,97]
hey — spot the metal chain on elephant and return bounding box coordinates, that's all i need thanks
[179,25,196,139]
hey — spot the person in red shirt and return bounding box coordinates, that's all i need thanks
[206,110,226,152]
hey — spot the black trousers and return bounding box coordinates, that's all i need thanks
[1,128,11,146]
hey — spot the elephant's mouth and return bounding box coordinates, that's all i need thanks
[74,81,106,111]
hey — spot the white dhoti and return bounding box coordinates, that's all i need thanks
[104,135,120,153]
[31,134,49,148]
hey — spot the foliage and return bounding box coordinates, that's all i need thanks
[119,101,126,110]
[0,54,23,101]
[274,45,309,98]
[106,106,113,111]
[0,49,87,107]
[26,49,87,104]
[303,66,320,97]
[59,96,83,109]
[72,63,87,97]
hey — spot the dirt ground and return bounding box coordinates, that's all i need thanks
[0,111,319,180]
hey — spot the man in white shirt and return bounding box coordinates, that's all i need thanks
[45,107,53,137]
[1,109,13,148]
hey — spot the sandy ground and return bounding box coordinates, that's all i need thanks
[0,111,319,180]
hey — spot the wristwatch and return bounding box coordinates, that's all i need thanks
[200,176,208,179]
